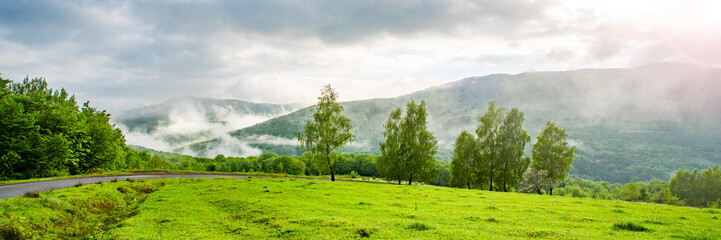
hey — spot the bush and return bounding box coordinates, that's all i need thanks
[350,171,360,178]
[0,223,24,240]
[406,222,431,231]
[23,191,40,198]
[709,199,721,209]
[613,222,650,232]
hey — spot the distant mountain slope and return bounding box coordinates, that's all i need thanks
[192,63,721,183]
[113,96,302,155]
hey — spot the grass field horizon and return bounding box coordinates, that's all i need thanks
[1,177,718,239]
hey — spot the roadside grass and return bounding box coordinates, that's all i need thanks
[0,179,168,239]
[2,177,719,239]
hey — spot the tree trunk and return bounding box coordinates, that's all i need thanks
[549,187,553,195]
[489,166,494,191]
[408,176,413,185]
[327,155,335,182]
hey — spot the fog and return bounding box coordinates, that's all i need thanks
[115,99,299,158]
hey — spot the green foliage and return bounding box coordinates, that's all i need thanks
[708,199,721,209]
[271,156,305,175]
[459,102,531,192]
[377,101,439,185]
[669,165,721,207]
[450,130,478,189]
[433,160,451,187]
[531,121,576,195]
[475,101,505,190]
[0,76,128,180]
[496,107,531,191]
[295,84,354,181]
[377,108,404,184]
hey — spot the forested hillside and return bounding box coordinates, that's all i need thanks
[192,63,721,183]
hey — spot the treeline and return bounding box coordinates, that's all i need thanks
[554,165,721,208]
[0,77,126,180]
[122,149,380,177]
[125,147,453,185]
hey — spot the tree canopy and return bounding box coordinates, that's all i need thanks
[377,100,439,185]
[531,121,576,195]
[295,84,354,181]
[0,76,127,180]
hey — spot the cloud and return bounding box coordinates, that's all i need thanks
[1,0,719,115]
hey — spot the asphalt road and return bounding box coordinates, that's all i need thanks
[0,174,250,200]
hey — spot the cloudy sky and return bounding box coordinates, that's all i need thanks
[1,0,719,113]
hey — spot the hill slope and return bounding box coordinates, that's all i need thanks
[192,63,721,183]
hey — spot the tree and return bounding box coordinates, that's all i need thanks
[272,156,305,175]
[475,101,504,191]
[668,165,721,207]
[377,101,439,185]
[519,168,553,194]
[377,108,405,184]
[295,84,354,181]
[450,130,478,189]
[400,101,439,185]
[531,121,576,195]
[497,108,531,192]
[75,102,126,173]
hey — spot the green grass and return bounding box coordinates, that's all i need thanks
[2,178,719,239]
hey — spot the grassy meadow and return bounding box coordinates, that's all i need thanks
[1,177,719,239]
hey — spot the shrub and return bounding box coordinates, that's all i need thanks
[0,223,24,240]
[350,171,360,178]
[406,222,431,231]
[23,191,40,198]
[708,199,721,209]
[613,222,650,232]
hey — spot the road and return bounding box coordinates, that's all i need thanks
[0,173,251,200]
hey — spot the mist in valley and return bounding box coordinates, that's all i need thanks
[113,97,302,158]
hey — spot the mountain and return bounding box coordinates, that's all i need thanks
[112,96,302,156]
[191,63,721,183]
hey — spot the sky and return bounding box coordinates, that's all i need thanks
[1,0,720,113]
